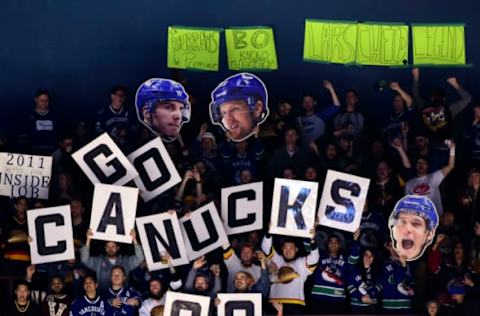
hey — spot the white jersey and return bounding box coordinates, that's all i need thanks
[138,297,165,316]
[262,236,319,306]
[405,169,445,215]
[224,247,262,293]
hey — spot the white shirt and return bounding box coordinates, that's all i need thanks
[405,169,445,215]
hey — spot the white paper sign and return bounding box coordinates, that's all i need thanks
[180,202,229,260]
[27,205,75,264]
[217,293,262,316]
[136,212,189,270]
[317,170,370,233]
[90,183,139,243]
[270,178,318,238]
[221,182,263,235]
[128,137,181,202]
[72,133,138,186]
[164,291,210,316]
[0,153,52,199]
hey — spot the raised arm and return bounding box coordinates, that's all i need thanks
[447,77,473,118]
[441,140,456,177]
[391,138,412,169]
[323,80,341,106]
[411,68,425,111]
[390,82,413,109]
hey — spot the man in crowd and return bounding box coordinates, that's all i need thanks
[232,251,270,300]
[80,229,144,291]
[103,266,141,316]
[262,233,319,314]
[42,276,71,316]
[223,243,262,293]
[6,280,40,316]
[70,275,105,316]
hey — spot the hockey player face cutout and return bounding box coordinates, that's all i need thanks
[220,100,263,141]
[143,101,185,140]
[391,212,435,261]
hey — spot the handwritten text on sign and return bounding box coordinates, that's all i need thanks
[167,26,220,71]
[356,24,408,66]
[303,20,357,64]
[0,153,52,199]
[225,27,278,70]
[412,25,466,65]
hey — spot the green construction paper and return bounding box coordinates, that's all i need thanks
[225,27,278,71]
[412,25,466,65]
[167,26,220,71]
[356,23,409,66]
[303,20,357,64]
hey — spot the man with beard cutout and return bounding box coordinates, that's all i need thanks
[389,195,439,261]
[42,276,71,316]
[223,243,262,292]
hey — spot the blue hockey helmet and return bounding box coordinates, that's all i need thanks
[135,78,191,122]
[389,195,439,231]
[209,73,268,125]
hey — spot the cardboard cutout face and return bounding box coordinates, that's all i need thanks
[389,195,439,261]
[135,78,191,142]
[209,73,269,142]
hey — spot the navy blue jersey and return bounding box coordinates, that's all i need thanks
[311,252,347,301]
[70,295,106,316]
[102,286,141,316]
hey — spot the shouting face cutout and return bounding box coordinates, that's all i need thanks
[389,195,438,261]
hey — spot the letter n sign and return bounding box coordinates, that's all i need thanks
[27,205,75,264]
[72,133,138,186]
[270,178,318,238]
[317,170,370,232]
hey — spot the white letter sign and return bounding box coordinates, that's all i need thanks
[221,182,263,235]
[90,183,139,243]
[72,133,138,186]
[180,202,229,260]
[136,212,189,271]
[27,205,75,264]
[270,178,318,238]
[317,170,370,233]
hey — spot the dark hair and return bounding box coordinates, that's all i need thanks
[111,265,126,276]
[50,275,64,284]
[284,126,298,135]
[14,279,30,291]
[84,274,97,283]
[346,89,359,98]
[110,85,128,95]
[35,89,50,98]
[415,155,429,164]
[15,196,28,204]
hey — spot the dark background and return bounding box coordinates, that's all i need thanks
[1,0,478,138]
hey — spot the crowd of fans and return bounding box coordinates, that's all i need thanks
[1,68,480,315]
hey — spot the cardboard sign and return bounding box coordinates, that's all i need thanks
[221,182,263,235]
[135,78,191,142]
[72,133,138,186]
[136,212,189,270]
[303,19,357,64]
[27,205,75,264]
[217,293,262,316]
[128,137,182,202]
[90,183,139,243]
[0,153,52,199]
[270,178,318,238]
[412,24,466,65]
[225,27,278,70]
[317,170,370,233]
[164,291,210,316]
[209,73,269,142]
[389,195,439,261]
[167,26,221,71]
[356,23,409,66]
[180,202,229,260]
